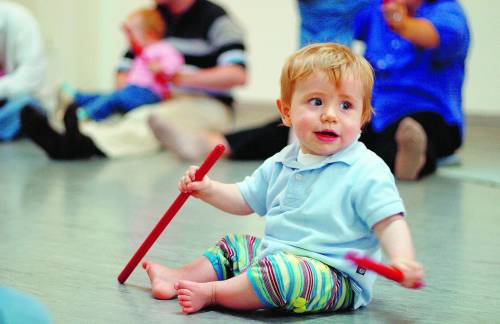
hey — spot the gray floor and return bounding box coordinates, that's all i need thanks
[1,114,500,323]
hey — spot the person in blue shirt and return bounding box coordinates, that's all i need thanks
[298,0,371,49]
[356,0,470,180]
[141,43,424,314]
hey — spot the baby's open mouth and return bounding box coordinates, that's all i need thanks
[314,129,339,142]
[315,129,338,137]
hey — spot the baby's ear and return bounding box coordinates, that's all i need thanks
[276,99,282,110]
[276,99,291,127]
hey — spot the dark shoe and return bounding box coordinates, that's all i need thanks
[21,105,105,160]
[21,105,65,159]
[63,103,80,137]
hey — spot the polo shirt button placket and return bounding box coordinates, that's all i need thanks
[284,172,303,207]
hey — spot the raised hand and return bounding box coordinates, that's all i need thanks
[382,0,409,33]
[178,165,212,198]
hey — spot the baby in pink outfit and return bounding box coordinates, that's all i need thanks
[63,7,184,121]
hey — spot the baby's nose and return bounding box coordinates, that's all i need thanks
[321,110,338,123]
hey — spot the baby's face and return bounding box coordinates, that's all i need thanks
[281,71,364,156]
[123,15,146,47]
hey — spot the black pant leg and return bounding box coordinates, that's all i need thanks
[225,118,290,160]
[21,105,105,160]
[360,122,399,171]
[360,112,462,178]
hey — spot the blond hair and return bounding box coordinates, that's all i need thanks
[280,43,374,125]
[129,8,165,38]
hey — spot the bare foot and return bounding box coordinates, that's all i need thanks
[50,83,76,132]
[175,280,215,314]
[206,131,231,157]
[395,117,427,181]
[142,261,179,299]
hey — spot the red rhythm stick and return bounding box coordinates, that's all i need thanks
[117,144,226,284]
[345,251,423,289]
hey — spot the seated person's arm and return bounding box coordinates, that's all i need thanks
[0,16,46,99]
[0,59,46,99]
[172,65,247,91]
[199,181,253,216]
[373,214,424,288]
[396,18,439,49]
[179,166,253,215]
[382,1,439,49]
[172,9,247,91]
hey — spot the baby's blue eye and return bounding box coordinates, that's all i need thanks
[340,101,352,110]
[309,98,322,106]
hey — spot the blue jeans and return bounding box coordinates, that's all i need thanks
[0,95,43,141]
[75,85,161,121]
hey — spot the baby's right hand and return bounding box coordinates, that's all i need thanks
[391,258,425,289]
[178,165,211,198]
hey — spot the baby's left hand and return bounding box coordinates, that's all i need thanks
[390,258,425,289]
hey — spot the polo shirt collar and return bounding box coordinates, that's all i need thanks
[275,135,364,169]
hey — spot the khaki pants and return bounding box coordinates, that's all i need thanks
[80,94,232,157]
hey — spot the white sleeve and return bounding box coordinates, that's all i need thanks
[0,7,47,99]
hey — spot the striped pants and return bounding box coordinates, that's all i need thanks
[203,234,354,313]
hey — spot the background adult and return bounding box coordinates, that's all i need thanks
[356,0,470,180]
[161,0,470,182]
[152,0,371,160]
[22,0,247,159]
[0,1,48,141]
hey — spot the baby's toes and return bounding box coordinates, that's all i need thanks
[182,307,194,314]
[178,294,191,302]
[179,299,192,308]
[176,288,193,296]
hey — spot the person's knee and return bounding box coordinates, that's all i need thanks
[147,112,162,129]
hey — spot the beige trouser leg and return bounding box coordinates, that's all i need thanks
[80,95,231,158]
[147,94,232,131]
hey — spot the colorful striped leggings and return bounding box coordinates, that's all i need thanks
[203,234,354,313]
